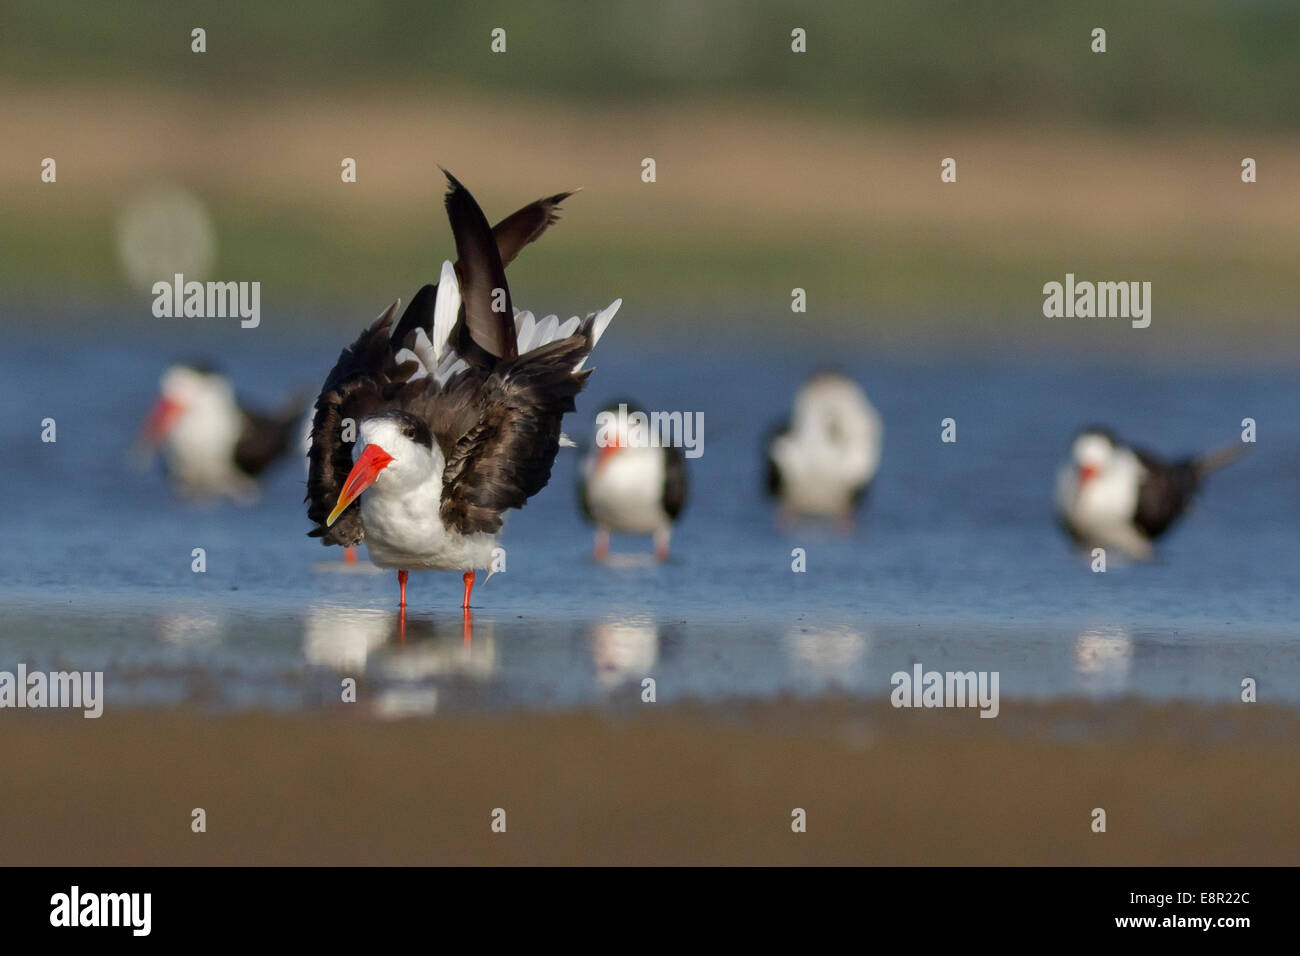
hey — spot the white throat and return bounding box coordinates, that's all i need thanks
[1056,445,1147,555]
[354,424,498,572]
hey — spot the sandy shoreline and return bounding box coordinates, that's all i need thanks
[1,698,1296,865]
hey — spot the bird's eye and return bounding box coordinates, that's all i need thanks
[402,425,415,439]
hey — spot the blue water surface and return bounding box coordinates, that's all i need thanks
[1,311,1296,713]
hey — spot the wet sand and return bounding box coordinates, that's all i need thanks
[2,699,1297,865]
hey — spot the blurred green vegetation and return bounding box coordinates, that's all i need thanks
[2,1,1298,338]
[8,198,1294,337]
[3,0,1297,130]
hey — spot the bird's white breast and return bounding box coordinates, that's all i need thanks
[1057,449,1145,543]
[773,378,882,515]
[360,470,498,571]
[584,447,669,533]
[167,394,250,499]
[772,426,879,515]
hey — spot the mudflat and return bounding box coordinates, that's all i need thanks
[1,699,1294,865]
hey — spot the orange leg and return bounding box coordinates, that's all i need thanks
[654,528,671,562]
[398,569,408,608]
[462,607,473,648]
[343,546,357,564]
[462,570,475,609]
[594,530,610,563]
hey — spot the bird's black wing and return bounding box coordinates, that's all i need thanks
[1132,448,1199,540]
[762,421,788,498]
[233,405,300,478]
[429,334,596,536]
[662,446,688,521]
[577,461,595,525]
[411,171,593,535]
[305,300,409,546]
[490,190,574,268]
[387,190,572,349]
[444,170,518,363]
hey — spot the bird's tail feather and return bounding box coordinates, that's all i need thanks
[1195,442,1247,479]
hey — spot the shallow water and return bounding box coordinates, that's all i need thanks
[1,318,1297,713]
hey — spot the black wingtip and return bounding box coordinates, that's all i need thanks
[389,285,437,347]
[442,169,486,226]
[541,190,575,226]
[442,167,465,198]
[1195,442,1247,479]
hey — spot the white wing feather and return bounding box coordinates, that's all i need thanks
[575,299,621,370]
[430,259,460,362]
[514,310,538,354]
[405,263,621,382]
[393,262,462,384]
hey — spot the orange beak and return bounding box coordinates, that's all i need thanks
[598,437,624,467]
[1078,464,1100,483]
[326,444,394,527]
[140,396,182,448]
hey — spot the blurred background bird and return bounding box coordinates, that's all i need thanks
[764,371,882,529]
[578,399,688,562]
[134,362,307,503]
[1054,426,1245,560]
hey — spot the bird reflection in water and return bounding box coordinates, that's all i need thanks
[783,624,869,690]
[155,612,226,648]
[301,606,493,681]
[1073,626,1133,695]
[589,617,661,692]
[303,607,390,672]
[397,604,474,647]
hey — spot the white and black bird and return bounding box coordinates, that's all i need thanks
[578,400,687,562]
[136,363,304,502]
[764,371,883,525]
[306,171,620,611]
[1055,426,1244,560]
